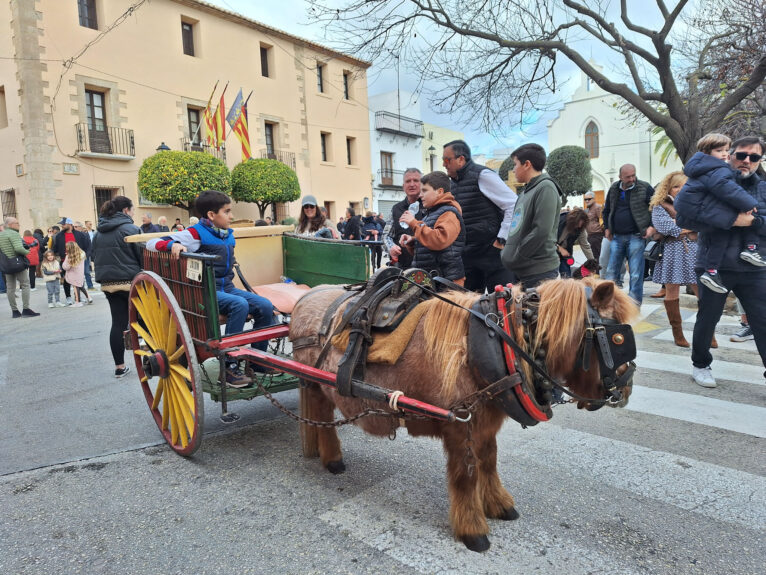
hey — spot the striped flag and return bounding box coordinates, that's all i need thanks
[226,89,251,161]
[214,91,226,149]
[203,82,218,147]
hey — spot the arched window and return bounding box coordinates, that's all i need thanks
[584,121,599,158]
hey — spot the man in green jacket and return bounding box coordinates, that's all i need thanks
[0,216,40,317]
[501,143,563,289]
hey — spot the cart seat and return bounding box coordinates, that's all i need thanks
[251,282,311,315]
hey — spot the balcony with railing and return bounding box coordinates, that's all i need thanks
[75,123,135,159]
[376,169,405,188]
[374,111,424,138]
[260,149,296,170]
[181,137,227,161]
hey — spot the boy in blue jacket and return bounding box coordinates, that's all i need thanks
[676,133,764,293]
[146,190,274,387]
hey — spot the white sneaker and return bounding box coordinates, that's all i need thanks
[66,297,73,306]
[48,302,55,308]
[692,366,717,388]
[55,301,66,307]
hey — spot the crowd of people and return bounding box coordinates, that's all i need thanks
[2,135,763,387]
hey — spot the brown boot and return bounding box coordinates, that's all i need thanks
[664,299,689,347]
[651,287,666,299]
[710,335,718,349]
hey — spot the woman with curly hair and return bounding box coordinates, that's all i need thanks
[650,171,715,348]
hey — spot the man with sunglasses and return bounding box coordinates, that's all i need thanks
[681,136,766,387]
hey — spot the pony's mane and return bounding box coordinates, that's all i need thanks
[422,290,481,400]
[535,278,637,375]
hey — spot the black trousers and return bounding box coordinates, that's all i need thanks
[463,247,515,294]
[692,269,766,377]
[105,291,130,366]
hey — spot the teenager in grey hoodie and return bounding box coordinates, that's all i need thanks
[501,143,563,289]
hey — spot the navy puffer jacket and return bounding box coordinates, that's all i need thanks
[676,161,766,272]
[675,152,758,231]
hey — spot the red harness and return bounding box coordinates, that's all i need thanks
[495,285,550,423]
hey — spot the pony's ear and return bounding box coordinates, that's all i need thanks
[590,281,615,309]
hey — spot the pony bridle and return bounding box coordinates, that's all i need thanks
[575,287,637,403]
[511,287,637,407]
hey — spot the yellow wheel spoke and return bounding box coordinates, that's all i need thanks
[134,349,151,357]
[131,290,160,343]
[136,282,166,346]
[170,370,195,414]
[151,378,165,411]
[161,378,170,431]
[165,379,179,446]
[170,372,195,440]
[168,347,186,363]
[131,322,158,352]
[166,380,187,448]
[170,363,192,383]
[165,312,178,358]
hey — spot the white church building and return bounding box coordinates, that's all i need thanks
[548,64,683,206]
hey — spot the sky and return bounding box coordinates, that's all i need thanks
[204,0,569,158]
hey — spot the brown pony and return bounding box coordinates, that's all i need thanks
[289,277,637,552]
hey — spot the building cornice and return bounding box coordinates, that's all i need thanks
[170,0,371,69]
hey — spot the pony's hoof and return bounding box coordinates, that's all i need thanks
[499,506,520,521]
[461,534,490,553]
[326,459,346,475]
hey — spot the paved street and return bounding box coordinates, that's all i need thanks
[0,283,764,575]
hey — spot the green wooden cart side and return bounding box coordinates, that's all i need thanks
[282,233,371,286]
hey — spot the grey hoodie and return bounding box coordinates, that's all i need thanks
[501,173,563,278]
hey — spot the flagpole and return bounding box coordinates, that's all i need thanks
[193,80,218,143]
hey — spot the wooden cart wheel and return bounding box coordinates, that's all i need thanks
[128,271,204,456]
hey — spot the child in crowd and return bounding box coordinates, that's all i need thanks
[62,241,92,307]
[146,190,275,387]
[398,171,466,285]
[41,249,65,307]
[678,132,764,294]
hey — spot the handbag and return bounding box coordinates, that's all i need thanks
[0,250,29,274]
[644,239,664,262]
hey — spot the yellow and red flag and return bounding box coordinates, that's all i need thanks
[226,89,252,161]
[214,91,226,149]
[202,81,218,147]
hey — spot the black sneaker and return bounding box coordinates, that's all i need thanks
[699,272,728,294]
[115,366,131,379]
[11,310,21,318]
[21,308,40,317]
[740,249,766,267]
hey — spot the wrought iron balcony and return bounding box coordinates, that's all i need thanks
[76,123,135,158]
[260,149,296,170]
[181,137,226,161]
[375,111,424,138]
[376,169,405,188]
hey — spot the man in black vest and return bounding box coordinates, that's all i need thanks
[602,164,655,304]
[387,168,424,269]
[443,140,517,292]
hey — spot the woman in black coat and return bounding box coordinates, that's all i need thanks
[91,196,142,378]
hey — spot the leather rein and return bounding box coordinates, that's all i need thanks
[405,277,636,408]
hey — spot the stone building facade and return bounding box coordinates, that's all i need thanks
[0,0,372,229]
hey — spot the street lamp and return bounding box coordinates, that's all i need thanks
[156,142,170,152]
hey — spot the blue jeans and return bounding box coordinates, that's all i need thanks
[606,234,646,304]
[0,272,5,293]
[217,285,274,351]
[84,256,94,289]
